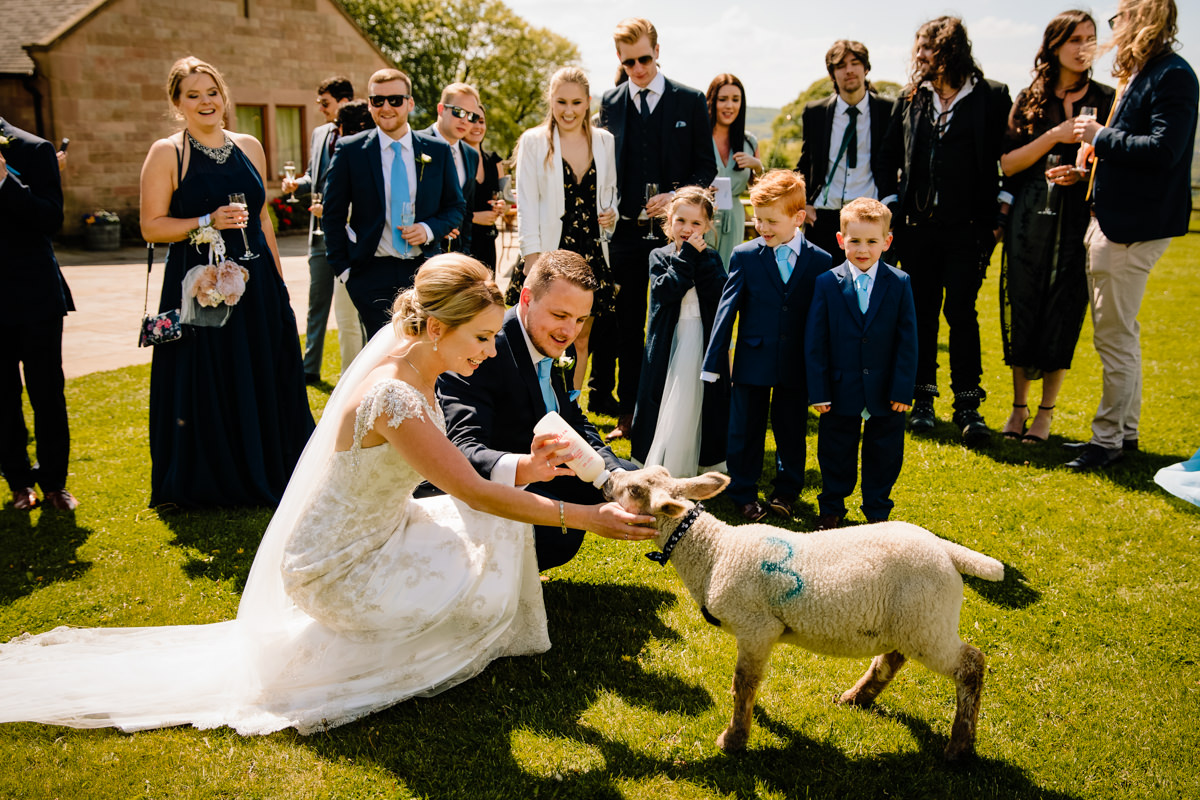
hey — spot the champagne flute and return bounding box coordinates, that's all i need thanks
[228,193,258,259]
[598,185,619,244]
[1078,105,1098,122]
[283,161,298,202]
[1039,154,1062,216]
[397,201,415,254]
[310,191,324,237]
[641,182,659,241]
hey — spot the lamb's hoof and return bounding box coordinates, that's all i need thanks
[716,728,747,752]
[837,688,873,708]
[943,739,976,763]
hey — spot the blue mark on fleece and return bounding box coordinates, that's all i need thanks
[760,537,803,602]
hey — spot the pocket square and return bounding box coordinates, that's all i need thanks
[675,121,687,128]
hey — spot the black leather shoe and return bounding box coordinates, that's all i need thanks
[738,501,769,522]
[767,495,793,519]
[1064,439,1139,453]
[1066,443,1123,472]
[815,513,845,530]
[953,409,990,447]
[909,400,935,433]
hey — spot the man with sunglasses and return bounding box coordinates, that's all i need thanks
[595,16,716,441]
[323,68,465,337]
[281,76,364,384]
[422,83,482,258]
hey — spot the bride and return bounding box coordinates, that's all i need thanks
[0,255,656,735]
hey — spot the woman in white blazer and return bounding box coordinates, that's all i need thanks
[514,67,618,395]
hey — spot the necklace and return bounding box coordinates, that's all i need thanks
[400,354,435,393]
[187,130,234,164]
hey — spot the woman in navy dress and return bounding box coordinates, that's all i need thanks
[140,57,314,507]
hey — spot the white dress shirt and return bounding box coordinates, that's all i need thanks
[627,71,666,115]
[819,94,876,210]
[429,125,467,187]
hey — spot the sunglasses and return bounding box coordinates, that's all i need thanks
[368,94,410,108]
[1107,12,1121,29]
[444,104,484,124]
[620,54,655,69]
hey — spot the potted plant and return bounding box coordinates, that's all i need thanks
[83,210,121,251]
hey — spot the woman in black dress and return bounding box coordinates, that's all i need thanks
[462,107,506,271]
[999,11,1114,444]
[139,57,314,506]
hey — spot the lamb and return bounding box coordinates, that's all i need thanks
[604,466,1005,761]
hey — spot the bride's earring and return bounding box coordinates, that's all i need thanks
[433,339,438,352]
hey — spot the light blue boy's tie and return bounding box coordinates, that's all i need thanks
[775,246,792,283]
[855,272,870,313]
[536,358,558,413]
[390,140,410,255]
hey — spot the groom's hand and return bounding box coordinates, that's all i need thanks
[515,433,573,485]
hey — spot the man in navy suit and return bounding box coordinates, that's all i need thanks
[438,250,641,570]
[806,199,917,529]
[323,68,465,337]
[1066,0,1197,471]
[594,16,717,439]
[797,40,894,258]
[702,170,832,522]
[0,117,78,511]
[422,83,481,257]
[282,76,364,382]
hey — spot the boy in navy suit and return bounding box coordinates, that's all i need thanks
[806,198,917,529]
[702,169,831,521]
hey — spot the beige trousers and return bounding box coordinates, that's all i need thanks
[1083,217,1171,449]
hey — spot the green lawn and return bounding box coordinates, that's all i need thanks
[0,231,1198,799]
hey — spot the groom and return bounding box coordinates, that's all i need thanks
[439,250,634,570]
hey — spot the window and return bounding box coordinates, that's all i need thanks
[235,105,264,143]
[276,106,305,177]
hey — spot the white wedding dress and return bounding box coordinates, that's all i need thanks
[643,288,706,478]
[0,328,549,734]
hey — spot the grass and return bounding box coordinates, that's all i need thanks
[1,230,1199,799]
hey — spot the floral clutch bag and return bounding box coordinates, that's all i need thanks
[138,243,183,347]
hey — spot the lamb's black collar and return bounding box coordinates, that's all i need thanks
[646,502,704,565]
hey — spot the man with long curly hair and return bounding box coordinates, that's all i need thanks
[879,17,1012,447]
[1066,0,1197,471]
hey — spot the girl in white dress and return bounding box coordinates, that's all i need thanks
[0,256,655,735]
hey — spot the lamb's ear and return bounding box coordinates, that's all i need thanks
[650,489,688,518]
[677,472,730,501]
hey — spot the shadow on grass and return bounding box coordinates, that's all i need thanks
[0,507,92,605]
[965,564,1040,610]
[154,505,271,593]
[298,579,1070,800]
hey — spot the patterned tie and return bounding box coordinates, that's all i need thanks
[638,89,651,121]
[536,358,558,413]
[390,140,411,255]
[775,246,792,283]
[855,272,870,313]
[844,106,860,169]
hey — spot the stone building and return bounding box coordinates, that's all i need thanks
[0,0,391,236]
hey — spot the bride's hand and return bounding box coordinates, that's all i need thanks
[515,433,573,484]
[584,502,657,540]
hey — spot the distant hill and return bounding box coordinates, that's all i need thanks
[746,107,777,143]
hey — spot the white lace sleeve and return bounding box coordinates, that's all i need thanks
[352,380,442,450]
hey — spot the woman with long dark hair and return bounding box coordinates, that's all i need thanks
[705,74,761,267]
[998,11,1114,443]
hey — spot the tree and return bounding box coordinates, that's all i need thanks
[341,0,579,156]
[760,78,903,169]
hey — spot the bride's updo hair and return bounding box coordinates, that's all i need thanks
[391,254,503,338]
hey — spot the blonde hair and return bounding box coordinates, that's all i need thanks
[659,186,715,234]
[839,197,892,234]
[440,82,480,106]
[749,169,807,216]
[614,17,658,48]
[369,68,411,94]
[1108,0,1179,78]
[540,67,594,169]
[166,57,230,118]
[391,255,503,338]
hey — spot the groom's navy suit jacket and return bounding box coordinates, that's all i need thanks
[322,127,465,277]
[804,260,917,416]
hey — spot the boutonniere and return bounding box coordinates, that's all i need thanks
[0,133,12,150]
[556,355,581,402]
[418,152,432,180]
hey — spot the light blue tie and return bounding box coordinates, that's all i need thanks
[775,246,792,283]
[855,272,870,313]
[536,358,558,413]
[390,140,411,255]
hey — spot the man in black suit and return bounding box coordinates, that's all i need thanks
[323,68,465,337]
[879,16,1011,447]
[797,40,894,258]
[595,16,717,440]
[0,118,77,511]
[439,250,636,570]
[422,82,481,257]
[1065,0,1197,471]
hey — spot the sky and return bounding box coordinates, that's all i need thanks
[504,0,1195,109]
